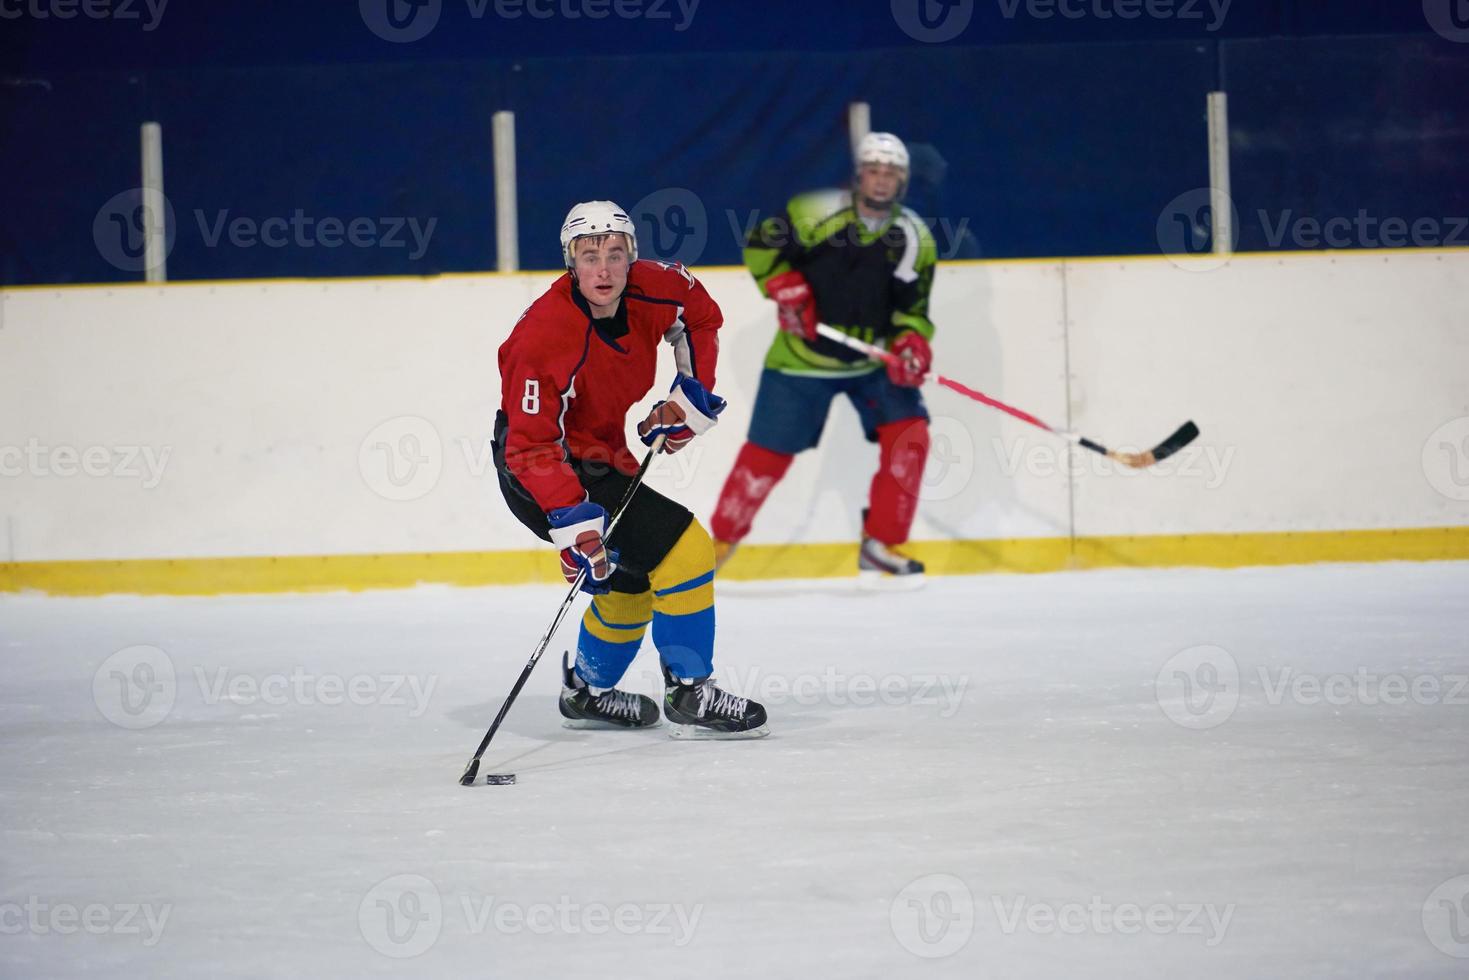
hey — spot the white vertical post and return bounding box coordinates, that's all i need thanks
[848,101,871,161]
[140,121,167,282]
[1206,91,1232,256]
[492,110,519,273]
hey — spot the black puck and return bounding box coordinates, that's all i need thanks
[484,773,517,785]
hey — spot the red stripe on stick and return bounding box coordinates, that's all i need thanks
[935,375,1058,434]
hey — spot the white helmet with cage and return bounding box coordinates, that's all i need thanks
[854,132,910,206]
[560,200,638,267]
[856,132,910,172]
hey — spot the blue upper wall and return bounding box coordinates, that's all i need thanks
[2,0,1442,69]
[2,2,1465,283]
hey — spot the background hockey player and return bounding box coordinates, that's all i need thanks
[710,132,938,581]
[493,201,767,738]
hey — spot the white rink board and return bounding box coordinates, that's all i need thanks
[1066,253,1469,537]
[1,251,1466,563]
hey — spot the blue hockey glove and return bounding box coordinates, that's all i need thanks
[636,374,727,454]
[547,501,619,594]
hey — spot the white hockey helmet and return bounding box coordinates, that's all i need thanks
[560,200,638,267]
[855,132,910,173]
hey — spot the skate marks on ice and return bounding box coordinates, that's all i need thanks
[716,577,913,600]
[6,566,1469,976]
[446,692,663,778]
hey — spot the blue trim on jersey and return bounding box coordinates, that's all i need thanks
[627,281,697,380]
[652,570,715,597]
[625,291,684,308]
[550,324,596,462]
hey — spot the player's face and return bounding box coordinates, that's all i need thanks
[857,163,904,207]
[573,234,631,313]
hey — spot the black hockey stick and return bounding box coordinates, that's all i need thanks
[814,324,1199,469]
[458,434,665,787]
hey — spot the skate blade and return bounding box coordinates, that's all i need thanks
[857,569,927,592]
[666,722,770,740]
[561,718,660,731]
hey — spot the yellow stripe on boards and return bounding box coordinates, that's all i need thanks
[1065,526,1469,571]
[1,527,1466,597]
[0,549,563,597]
[716,527,1469,580]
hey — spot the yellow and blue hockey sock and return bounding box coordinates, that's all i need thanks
[649,521,717,680]
[574,590,652,690]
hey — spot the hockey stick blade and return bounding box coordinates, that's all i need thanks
[456,435,666,785]
[1148,420,1200,463]
[1101,420,1200,469]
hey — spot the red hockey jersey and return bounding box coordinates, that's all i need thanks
[497,260,722,511]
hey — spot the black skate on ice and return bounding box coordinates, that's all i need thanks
[559,653,660,730]
[858,535,926,590]
[661,665,769,740]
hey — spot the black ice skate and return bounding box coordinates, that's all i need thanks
[661,665,769,740]
[559,652,660,729]
[858,535,926,590]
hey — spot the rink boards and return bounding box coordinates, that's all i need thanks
[2,248,1467,593]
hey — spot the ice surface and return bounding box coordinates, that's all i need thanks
[3,561,1469,978]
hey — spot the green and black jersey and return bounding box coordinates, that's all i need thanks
[744,188,937,377]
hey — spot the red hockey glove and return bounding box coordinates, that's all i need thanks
[887,331,931,387]
[765,269,818,341]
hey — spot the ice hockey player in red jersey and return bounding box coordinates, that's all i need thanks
[493,200,768,738]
